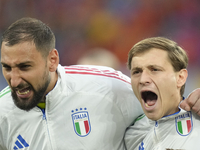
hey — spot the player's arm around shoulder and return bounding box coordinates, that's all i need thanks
[180,88,200,115]
[104,69,143,127]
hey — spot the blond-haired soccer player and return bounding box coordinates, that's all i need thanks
[125,37,200,150]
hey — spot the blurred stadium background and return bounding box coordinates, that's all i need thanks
[0,0,200,97]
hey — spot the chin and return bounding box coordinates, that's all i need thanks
[145,112,160,121]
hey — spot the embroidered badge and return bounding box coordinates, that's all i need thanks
[71,108,91,137]
[175,111,193,136]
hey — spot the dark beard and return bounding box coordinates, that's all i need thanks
[11,77,50,111]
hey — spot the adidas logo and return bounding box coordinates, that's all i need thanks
[13,135,29,150]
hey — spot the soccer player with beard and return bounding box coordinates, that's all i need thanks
[10,64,50,111]
[0,17,143,150]
[0,18,200,150]
[1,30,53,112]
[125,37,200,150]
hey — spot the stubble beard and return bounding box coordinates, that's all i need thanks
[11,71,51,111]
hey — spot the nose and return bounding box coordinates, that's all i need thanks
[139,70,151,85]
[9,68,22,88]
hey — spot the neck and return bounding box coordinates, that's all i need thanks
[45,71,58,96]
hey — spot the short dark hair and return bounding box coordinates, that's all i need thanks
[1,17,55,57]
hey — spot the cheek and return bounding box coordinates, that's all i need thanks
[2,69,8,78]
[157,76,178,105]
[131,81,140,99]
[131,79,137,91]
[26,72,44,88]
[156,74,177,90]
[2,72,8,81]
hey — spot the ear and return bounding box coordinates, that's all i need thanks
[177,69,188,88]
[48,49,59,72]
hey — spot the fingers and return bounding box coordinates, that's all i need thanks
[181,88,200,115]
[196,110,200,116]
[179,100,191,111]
[190,98,200,114]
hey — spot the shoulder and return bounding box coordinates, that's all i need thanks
[131,114,150,128]
[60,65,132,92]
[0,86,16,120]
[125,114,150,149]
[0,86,11,99]
[125,114,150,140]
[59,65,143,124]
[63,65,131,83]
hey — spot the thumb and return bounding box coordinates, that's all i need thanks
[179,100,191,111]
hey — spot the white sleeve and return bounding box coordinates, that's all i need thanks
[0,128,6,150]
[65,65,144,127]
[105,68,143,126]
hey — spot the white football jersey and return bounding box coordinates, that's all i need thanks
[0,64,143,150]
[125,108,200,150]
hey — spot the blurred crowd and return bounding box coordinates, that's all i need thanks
[0,0,200,97]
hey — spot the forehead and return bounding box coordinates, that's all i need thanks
[131,48,171,68]
[1,41,43,65]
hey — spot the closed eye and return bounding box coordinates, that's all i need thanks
[2,64,11,71]
[131,68,142,75]
[152,68,159,71]
[19,65,31,70]
[133,70,140,75]
[148,65,163,72]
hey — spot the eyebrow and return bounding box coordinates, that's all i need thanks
[148,64,159,67]
[1,61,33,67]
[131,64,162,71]
[131,67,142,72]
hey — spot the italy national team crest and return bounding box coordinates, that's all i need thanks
[175,111,193,136]
[71,108,91,137]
